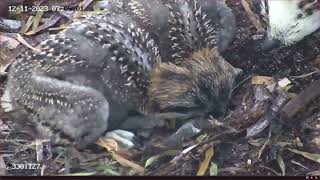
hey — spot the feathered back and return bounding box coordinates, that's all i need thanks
[162,0,217,61]
[106,0,235,64]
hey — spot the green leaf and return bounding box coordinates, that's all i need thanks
[20,16,34,34]
[248,138,266,147]
[196,134,208,143]
[145,150,179,168]
[292,137,303,147]
[257,138,269,159]
[257,130,271,160]
[209,162,218,176]
[102,168,121,176]
[276,153,286,176]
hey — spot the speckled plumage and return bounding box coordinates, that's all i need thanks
[2,1,239,149]
[3,12,161,148]
[107,0,236,63]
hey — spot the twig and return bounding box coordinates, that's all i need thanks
[259,165,281,176]
[229,74,255,100]
[290,69,320,79]
[290,160,310,170]
[281,78,320,120]
[241,0,264,32]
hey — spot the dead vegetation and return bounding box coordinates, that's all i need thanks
[0,0,319,176]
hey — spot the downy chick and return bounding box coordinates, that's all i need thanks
[107,0,236,62]
[108,0,241,144]
[2,12,161,149]
[2,2,240,149]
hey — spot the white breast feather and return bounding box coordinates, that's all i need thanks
[266,0,320,44]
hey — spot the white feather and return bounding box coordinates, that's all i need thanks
[264,0,320,44]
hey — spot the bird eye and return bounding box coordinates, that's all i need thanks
[305,8,313,15]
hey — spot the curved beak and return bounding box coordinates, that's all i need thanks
[261,36,281,51]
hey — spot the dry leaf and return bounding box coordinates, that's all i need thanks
[111,152,145,174]
[0,34,20,49]
[287,148,320,164]
[251,76,275,85]
[315,137,320,146]
[248,138,265,147]
[96,137,118,152]
[241,0,263,31]
[197,146,214,176]
[38,14,62,32]
[16,34,40,52]
[25,11,45,35]
[97,135,139,160]
[96,137,144,173]
[20,16,34,34]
